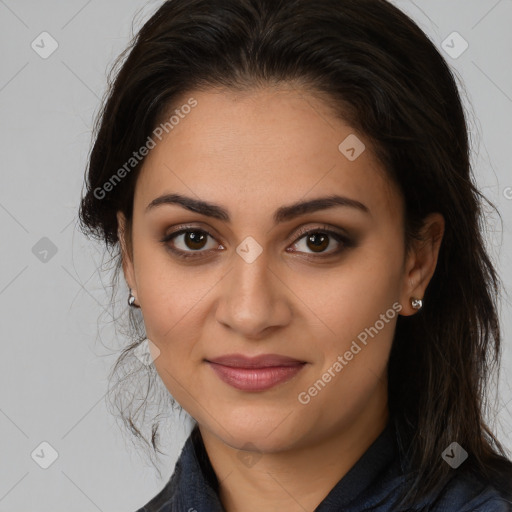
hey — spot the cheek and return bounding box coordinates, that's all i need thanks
[299,239,402,388]
[133,240,210,330]
[292,238,402,336]
[337,232,404,307]
[297,294,397,430]
[135,256,227,397]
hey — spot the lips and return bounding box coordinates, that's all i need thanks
[206,353,306,391]
[207,353,305,368]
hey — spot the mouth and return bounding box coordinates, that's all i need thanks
[205,353,307,392]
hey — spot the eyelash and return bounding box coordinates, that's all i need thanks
[160,224,354,261]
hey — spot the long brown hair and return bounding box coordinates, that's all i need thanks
[78,0,512,506]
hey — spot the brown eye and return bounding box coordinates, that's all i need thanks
[161,228,220,259]
[160,224,354,261]
[304,232,330,253]
[289,228,350,256]
[182,231,209,250]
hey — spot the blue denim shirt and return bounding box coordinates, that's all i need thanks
[135,419,512,512]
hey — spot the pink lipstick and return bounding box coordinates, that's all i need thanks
[206,354,306,392]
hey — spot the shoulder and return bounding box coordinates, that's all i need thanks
[429,469,512,512]
[132,426,223,512]
[132,446,186,512]
[132,474,178,512]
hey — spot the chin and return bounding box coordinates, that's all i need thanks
[211,406,304,453]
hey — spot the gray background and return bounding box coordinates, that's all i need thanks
[0,1,511,510]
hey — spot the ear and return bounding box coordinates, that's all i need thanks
[399,212,445,316]
[117,210,137,299]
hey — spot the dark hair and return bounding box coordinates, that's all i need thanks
[78,0,512,507]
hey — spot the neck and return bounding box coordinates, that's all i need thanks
[199,389,389,512]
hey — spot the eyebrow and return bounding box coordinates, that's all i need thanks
[145,193,370,224]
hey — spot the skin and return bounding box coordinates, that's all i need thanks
[117,85,444,512]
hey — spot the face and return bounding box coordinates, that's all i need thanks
[117,86,442,453]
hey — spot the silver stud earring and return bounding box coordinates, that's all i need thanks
[128,289,140,308]
[411,297,423,310]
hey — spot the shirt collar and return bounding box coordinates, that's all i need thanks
[156,419,403,512]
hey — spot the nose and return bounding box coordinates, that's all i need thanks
[214,248,292,339]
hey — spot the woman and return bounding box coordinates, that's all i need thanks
[78,0,512,510]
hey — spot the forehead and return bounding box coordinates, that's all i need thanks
[134,87,401,224]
